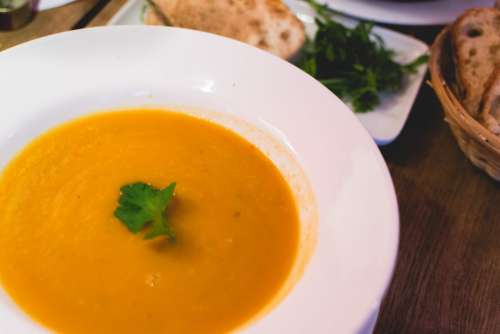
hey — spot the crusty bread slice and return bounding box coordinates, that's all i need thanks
[146,0,305,59]
[480,69,500,135]
[451,7,500,117]
[144,6,165,26]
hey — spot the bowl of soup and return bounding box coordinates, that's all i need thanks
[0,26,399,333]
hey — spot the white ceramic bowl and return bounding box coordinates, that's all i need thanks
[0,26,399,333]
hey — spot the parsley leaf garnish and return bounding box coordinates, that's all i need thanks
[299,0,429,113]
[114,182,177,240]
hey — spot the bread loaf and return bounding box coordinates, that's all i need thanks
[451,8,500,117]
[145,0,306,60]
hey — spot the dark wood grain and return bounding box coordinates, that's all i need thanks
[374,27,500,334]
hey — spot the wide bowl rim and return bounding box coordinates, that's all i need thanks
[0,25,399,333]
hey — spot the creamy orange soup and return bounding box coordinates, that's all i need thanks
[0,109,299,334]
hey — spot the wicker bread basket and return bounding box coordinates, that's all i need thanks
[429,27,500,181]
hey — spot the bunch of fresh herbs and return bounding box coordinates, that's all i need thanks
[299,0,428,112]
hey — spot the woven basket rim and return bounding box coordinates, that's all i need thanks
[429,26,500,152]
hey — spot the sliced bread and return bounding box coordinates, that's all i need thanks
[146,0,305,59]
[144,6,165,26]
[143,0,174,26]
[451,7,500,117]
[480,68,500,135]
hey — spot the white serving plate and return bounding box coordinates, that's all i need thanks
[109,0,429,145]
[0,26,399,333]
[324,0,493,26]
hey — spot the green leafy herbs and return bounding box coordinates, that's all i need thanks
[299,0,429,112]
[114,182,177,240]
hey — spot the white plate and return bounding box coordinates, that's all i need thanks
[109,0,429,145]
[0,26,399,333]
[37,0,76,11]
[324,0,493,26]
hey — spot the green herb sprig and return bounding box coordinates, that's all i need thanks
[299,0,428,112]
[114,182,177,240]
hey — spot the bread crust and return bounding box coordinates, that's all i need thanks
[144,6,165,26]
[147,0,305,59]
[451,7,500,117]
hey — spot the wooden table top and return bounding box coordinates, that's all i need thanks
[1,1,498,333]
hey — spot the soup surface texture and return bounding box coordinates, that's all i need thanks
[0,110,299,334]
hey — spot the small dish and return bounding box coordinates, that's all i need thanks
[323,0,493,26]
[0,26,399,333]
[109,0,429,145]
[0,0,33,30]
